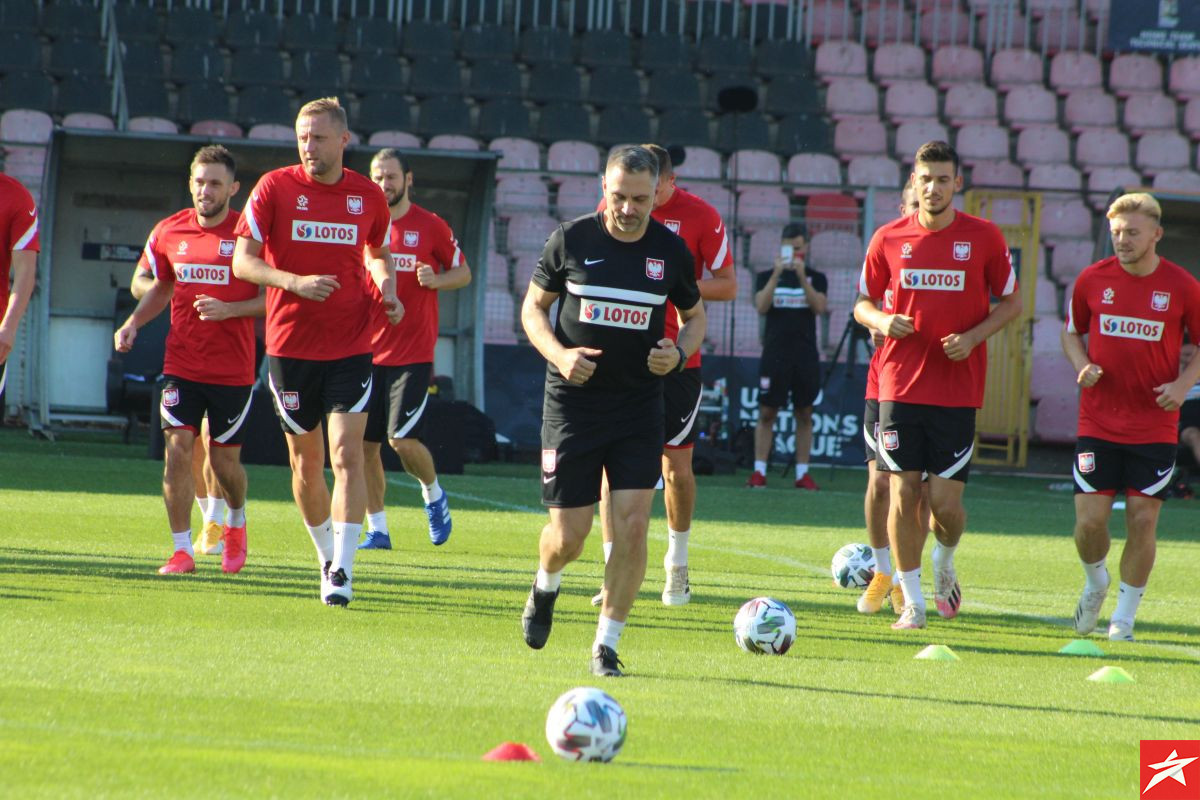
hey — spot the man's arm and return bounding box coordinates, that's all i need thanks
[364,244,403,325]
[193,291,267,322]
[754,263,785,314]
[521,283,600,384]
[417,259,472,291]
[1154,343,1200,411]
[942,291,1023,361]
[796,267,828,316]
[0,250,36,363]
[130,267,155,301]
[650,300,707,375]
[232,236,340,300]
[113,278,173,352]
[854,293,914,338]
[699,266,735,302]
[1060,328,1102,387]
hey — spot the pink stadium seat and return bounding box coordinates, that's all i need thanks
[190,120,243,138]
[870,189,904,229]
[833,118,888,160]
[1003,84,1058,130]
[1036,10,1088,55]
[680,181,734,217]
[1034,275,1060,316]
[805,192,859,233]
[1030,356,1075,403]
[1034,393,1078,444]
[1027,163,1082,193]
[495,175,550,215]
[347,130,362,147]
[246,123,293,141]
[862,2,913,45]
[1153,169,1200,192]
[486,250,510,290]
[883,80,937,125]
[367,130,421,147]
[737,186,791,229]
[483,288,518,344]
[2,147,46,186]
[1121,93,1178,137]
[1031,315,1066,354]
[1063,89,1118,132]
[747,227,786,268]
[1049,238,1095,283]
[983,197,1026,226]
[428,135,481,151]
[1183,98,1200,140]
[846,155,900,189]
[1074,129,1131,172]
[1135,130,1190,175]
[894,119,949,163]
[489,138,540,170]
[919,7,972,48]
[814,40,868,82]
[807,229,865,271]
[511,249,540,287]
[989,48,1044,93]
[1048,51,1102,96]
[1016,125,1070,166]
[787,153,842,192]
[546,140,600,174]
[674,147,722,180]
[954,123,1009,165]
[62,112,113,130]
[1086,167,1142,210]
[825,78,879,121]
[971,160,1025,188]
[728,149,781,183]
[872,43,925,86]
[976,11,1029,51]
[1040,199,1093,243]
[556,175,600,220]
[808,1,858,46]
[943,82,999,126]
[128,117,179,134]
[1169,56,1200,101]
[930,46,983,88]
[505,212,557,252]
[0,110,53,143]
[1109,53,1163,98]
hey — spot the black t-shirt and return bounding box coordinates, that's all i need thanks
[532,213,700,406]
[755,266,828,358]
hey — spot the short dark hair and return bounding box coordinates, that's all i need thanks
[781,223,806,240]
[914,140,959,175]
[606,145,659,182]
[371,147,411,174]
[191,144,236,177]
[640,143,673,176]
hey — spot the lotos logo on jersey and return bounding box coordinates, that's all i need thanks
[1099,314,1164,341]
[162,387,179,407]
[1152,291,1170,312]
[347,195,363,215]
[901,269,965,291]
[953,241,971,261]
[1077,451,1095,474]
[219,240,235,257]
[882,430,899,451]
[175,263,231,285]
[664,219,681,234]
[646,258,664,280]
[403,230,419,247]
[291,220,359,245]
[281,391,300,411]
[392,253,417,272]
[579,300,650,330]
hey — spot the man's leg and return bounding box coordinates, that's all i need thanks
[325,410,368,604]
[749,404,779,486]
[208,443,249,574]
[793,405,817,489]
[362,439,390,546]
[523,505,594,649]
[191,423,224,555]
[161,429,197,574]
[661,447,694,605]
[593,487,654,675]
[1108,495,1162,640]
[393,436,451,545]
[1072,492,1115,635]
[284,426,336,583]
[927,474,966,618]
[888,470,927,627]
[858,460,901,614]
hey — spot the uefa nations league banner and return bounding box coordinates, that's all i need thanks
[483,344,869,467]
[1108,0,1200,53]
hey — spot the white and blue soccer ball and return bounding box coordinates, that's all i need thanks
[832,543,877,589]
[545,687,627,762]
[733,596,796,655]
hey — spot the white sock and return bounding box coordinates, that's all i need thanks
[196,496,209,516]
[753,460,768,475]
[602,541,613,564]
[931,542,956,572]
[227,506,245,527]
[366,510,388,533]
[305,517,335,566]
[206,497,227,525]
[795,463,809,479]
[872,545,892,576]
[171,530,194,556]
[665,527,689,568]
[593,615,625,651]
[535,567,561,592]
[1082,558,1109,591]
[331,521,361,576]
[1112,581,1145,624]
[898,568,925,611]
[421,479,443,504]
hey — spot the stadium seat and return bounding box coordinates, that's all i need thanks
[1031,315,1067,356]
[944,83,999,127]
[0,31,41,73]
[1075,129,1131,172]
[1027,163,1082,193]
[283,13,339,53]
[825,78,879,121]
[547,140,600,174]
[1153,169,1200,191]
[1034,392,1078,444]
[556,176,601,220]
[124,77,170,120]
[488,137,539,170]
[167,42,224,86]
[164,6,218,46]
[235,87,292,129]
[883,80,937,125]
[675,146,722,180]
[56,74,111,116]
[1048,51,1102,95]
[120,41,165,80]
[2,145,46,186]
[1033,275,1060,316]
[588,66,642,108]
[578,29,631,69]
[1135,130,1190,175]
[428,134,480,151]
[644,67,702,110]
[342,18,397,54]
[919,7,973,48]
[528,63,583,105]
[1049,238,1095,283]
[970,160,1025,188]
[1026,0,1076,16]
[49,36,106,77]
[129,116,178,135]
[776,113,833,155]
[510,247,540,288]
[1041,199,1094,242]
[872,43,925,85]
[807,230,864,271]
[655,108,711,149]
[519,28,573,65]
[804,192,858,233]
[467,59,522,101]
[728,149,781,183]
[478,99,533,140]
[786,153,842,192]
[483,289,518,344]
[223,9,280,49]
[1109,53,1163,98]
[506,212,558,252]
[246,123,293,142]
[814,40,868,82]
[1003,84,1058,130]
[745,226,785,269]
[485,250,511,290]
[354,93,414,136]
[705,71,759,109]
[597,106,651,147]
[861,2,913,46]
[291,51,344,97]
[1121,93,1178,137]
[0,2,38,32]
[349,52,404,94]
[62,111,113,131]
[1035,10,1089,55]
[976,8,1029,51]
[43,0,100,38]
[981,196,1026,226]
[1168,55,1200,101]
[1086,167,1142,210]
[869,189,905,229]
[228,47,286,88]
[807,0,858,44]
[754,38,810,79]
[409,55,463,98]
[1182,98,1200,140]
[930,46,983,88]
[833,118,888,160]
[679,181,733,217]
[637,30,693,72]
[189,120,243,138]
[1030,356,1075,403]
[717,113,772,154]
[955,124,1010,166]
[1015,125,1070,166]
[763,75,822,117]
[417,96,474,138]
[846,154,900,189]
[401,19,456,58]
[367,130,421,148]
[537,103,592,143]
[460,24,516,62]
[1063,88,1118,133]
[894,120,949,162]
[989,48,1044,92]
[697,36,753,74]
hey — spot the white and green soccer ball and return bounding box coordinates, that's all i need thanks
[832,543,877,589]
[545,687,627,762]
[733,596,796,655]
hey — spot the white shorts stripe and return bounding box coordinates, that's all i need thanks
[0,362,7,398]
[391,390,428,440]
[1073,463,1098,493]
[878,444,902,472]
[212,391,254,444]
[566,280,667,306]
[348,374,372,413]
[863,422,876,455]
[666,387,703,447]
[268,373,308,434]
[160,404,188,430]
[936,443,974,479]
[1140,466,1175,498]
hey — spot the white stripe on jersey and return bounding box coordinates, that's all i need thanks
[709,230,729,272]
[857,262,870,297]
[1065,301,1080,334]
[566,281,667,306]
[998,251,1017,296]
[244,201,264,242]
[142,233,159,274]
[14,216,37,251]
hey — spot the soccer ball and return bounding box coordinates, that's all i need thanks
[545,687,627,762]
[831,543,876,589]
[733,596,796,655]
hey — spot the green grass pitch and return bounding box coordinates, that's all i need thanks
[1,429,1197,798]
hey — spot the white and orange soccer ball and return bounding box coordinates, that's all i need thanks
[733,597,796,655]
[545,687,627,763]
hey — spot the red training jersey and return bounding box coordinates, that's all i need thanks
[1066,255,1200,445]
[599,186,732,368]
[859,211,1017,408]
[139,209,258,385]
[864,279,897,401]
[236,165,390,360]
[370,203,463,366]
[0,173,40,323]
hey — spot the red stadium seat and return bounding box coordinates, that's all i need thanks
[62,112,114,131]
[1048,51,1102,96]
[1063,88,1118,132]
[808,1,859,46]
[1108,53,1163,98]
[489,137,541,170]
[872,43,925,86]
[786,153,843,193]
[954,123,1009,165]
[1016,125,1070,166]
[847,155,900,189]
[930,46,983,88]
[2,146,46,186]
[1074,129,1131,172]
[825,78,880,121]
[1153,169,1200,192]
[1135,130,1190,175]
[190,120,243,138]
[1003,84,1058,130]
[746,227,786,269]
[833,118,888,160]
[971,160,1025,188]
[1041,199,1094,243]
[1121,93,1178,137]
[1031,315,1067,354]
[1026,0,1075,17]
[1035,10,1089,55]
[1027,163,1082,193]
[495,175,550,215]
[428,134,481,151]
[546,140,600,174]
[1168,55,1200,101]
[883,80,938,125]
[1086,167,1143,210]
[976,9,1029,50]
[814,40,868,83]
[804,192,859,233]
[1033,275,1061,316]
[1049,238,1096,283]
[894,119,949,163]
[556,176,600,220]
[989,48,1044,93]
[729,149,782,183]
[674,146,722,180]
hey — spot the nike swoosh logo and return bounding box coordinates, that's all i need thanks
[584,258,604,266]
[28,209,35,216]
[714,222,722,234]
[542,475,554,483]
[953,447,970,458]
[680,413,691,422]
[361,380,370,387]
[405,407,418,417]
[1157,467,1172,476]
[227,416,239,424]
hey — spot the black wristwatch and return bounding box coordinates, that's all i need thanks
[675,345,689,372]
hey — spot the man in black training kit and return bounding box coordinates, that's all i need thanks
[520,145,705,677]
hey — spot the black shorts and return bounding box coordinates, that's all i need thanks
[1180,398,1200,431]
[876,401,976,482]
[160,375,254,447]
[364,362,432,443]
[1073,436,1176,500]
[541,400,664,508]
[758,351,821,410]
[267,353,373,435]
[863,398,881,462]
[664,367,703,449]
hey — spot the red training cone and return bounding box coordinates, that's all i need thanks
[482,742,541,762]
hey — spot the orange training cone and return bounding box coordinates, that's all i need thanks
[483,742,541,762]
